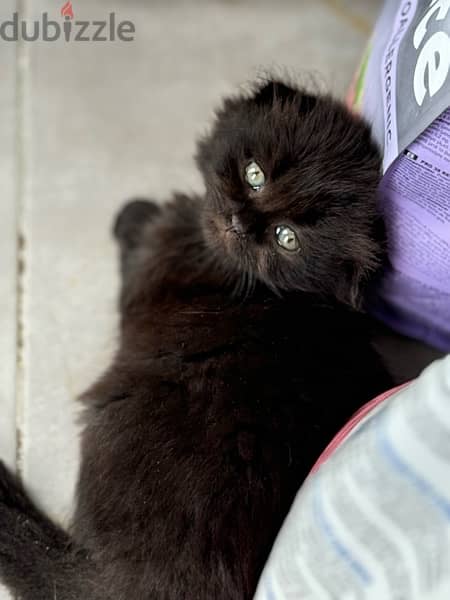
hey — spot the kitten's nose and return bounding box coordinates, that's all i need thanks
[231,213,246,235]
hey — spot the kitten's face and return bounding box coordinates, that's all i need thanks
[196,80,384,306]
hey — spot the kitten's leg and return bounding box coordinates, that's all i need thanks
[113,194,206,314]
[0,461,96,600]
[113,198,162,280]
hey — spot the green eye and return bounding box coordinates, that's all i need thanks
[245,161,265,190]
[275,225,300,252]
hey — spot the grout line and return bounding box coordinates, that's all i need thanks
[319,0,373,35]
[15,0,31,480]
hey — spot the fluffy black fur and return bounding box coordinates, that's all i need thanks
[0,79,392,599]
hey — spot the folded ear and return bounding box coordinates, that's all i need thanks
[254,80,297,105]
[253,79,317,113]
[333,262,365,311]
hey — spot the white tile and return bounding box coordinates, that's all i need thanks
[22,0,377,523]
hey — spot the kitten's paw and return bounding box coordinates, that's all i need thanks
[113,198,161,248]
[0,461,36,558]
[0,461,31,513]
[0,460,81,599]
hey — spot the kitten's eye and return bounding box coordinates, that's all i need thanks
[275,225,300,252]
[245,161,265,190]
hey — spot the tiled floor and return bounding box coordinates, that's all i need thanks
[0,1,382,597]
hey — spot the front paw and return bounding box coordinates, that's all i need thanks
[0,462,36,556]
[113,198,162,249]
[0,461,28,510]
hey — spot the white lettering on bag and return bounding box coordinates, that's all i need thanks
[413,0,450,105]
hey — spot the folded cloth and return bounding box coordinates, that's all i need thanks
[255,356,450,600]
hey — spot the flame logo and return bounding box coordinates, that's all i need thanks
[61,1,74,19]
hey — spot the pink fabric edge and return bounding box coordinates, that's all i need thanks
[309,382,411,475]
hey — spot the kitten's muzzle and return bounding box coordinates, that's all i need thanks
[229,213,247,236]
[226,211,258,238]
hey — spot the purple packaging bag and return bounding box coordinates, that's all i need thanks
[348,0,450,350]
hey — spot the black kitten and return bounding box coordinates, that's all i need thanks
[0,79,391,600]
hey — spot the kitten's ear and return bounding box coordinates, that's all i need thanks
[253,80,317,112]
[254,80,297,105]
[335,263,368,311]
[336,220,384,310]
